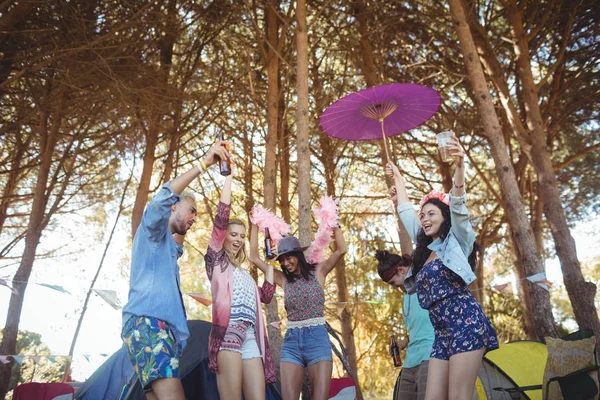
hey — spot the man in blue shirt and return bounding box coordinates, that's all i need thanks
[375,250,434,400]
[122,142,229,400]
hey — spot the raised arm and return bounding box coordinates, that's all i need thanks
[315,227,348,283]
[170,142,229,194]
[386,162,410,204]
[249,224,287,288]
[449,137,466,198]
[447,137,475,252]
[386,162,420,241]
[208,173,233,252]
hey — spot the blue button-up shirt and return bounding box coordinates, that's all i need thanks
[397,192,477,294]
[122,182,188,354]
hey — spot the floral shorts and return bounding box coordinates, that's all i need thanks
[122,316,180,391]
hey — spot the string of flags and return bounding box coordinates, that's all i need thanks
[0,277,122,309]
[0,353,109,365]
[1,271,555,313]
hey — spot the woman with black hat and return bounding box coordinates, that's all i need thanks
[249,224,347,400]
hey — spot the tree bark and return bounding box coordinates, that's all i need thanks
[504,0,600,342]
[131,0,177,237]
[63,168,134,381]
[447,0,557,339]
[0,85,66,397]
[508,229,537,340]
[263,0,284,378]
[295,0,311,246]
[0,131,32,236]
[323,154,364,400]
[353,0,413,255]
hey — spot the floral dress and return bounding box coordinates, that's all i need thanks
[415,258,499,360]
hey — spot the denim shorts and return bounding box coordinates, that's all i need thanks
[219,321,261,360]
[280,324,332,367]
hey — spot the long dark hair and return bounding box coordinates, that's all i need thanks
[375,250,412,282]
[412,198,479,276]
[280,251,316,282]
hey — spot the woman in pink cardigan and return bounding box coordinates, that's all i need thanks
[204,164,276,400]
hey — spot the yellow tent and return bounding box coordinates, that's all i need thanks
[476,340,548,400]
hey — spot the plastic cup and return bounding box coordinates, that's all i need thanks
[436,131,456,163]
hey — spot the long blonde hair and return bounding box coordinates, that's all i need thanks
[224,219,247,267]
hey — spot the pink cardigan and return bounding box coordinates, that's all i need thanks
[204,201,276,384]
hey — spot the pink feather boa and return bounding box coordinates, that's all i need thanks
[305,196,340,264]
[250,205,291,245]
[250,196,340,264]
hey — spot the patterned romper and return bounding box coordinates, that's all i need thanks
[416,258,498,360]
[281,272,333,367]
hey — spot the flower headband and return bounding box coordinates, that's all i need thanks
[228,213,246,224]
[419,190,450,209]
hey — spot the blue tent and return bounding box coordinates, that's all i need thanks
[75,320,281,400]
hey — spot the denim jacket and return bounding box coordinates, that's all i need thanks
[122,182,188,354]
[397,192,476,294]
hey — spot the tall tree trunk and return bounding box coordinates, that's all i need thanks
[163,103,181,183]
[278,96,291,224]
[0,86,66,397]
[0,131,32,236]
[508,230,537,340]
[504,0,600,342]
[295,0,311,246]
[353,0,413,255]
[131,0,177,237]
[263,0,284,378]
[447,0,557,339]
[323,162,364,400]
[312,51,364,398]
[63,168,134,381]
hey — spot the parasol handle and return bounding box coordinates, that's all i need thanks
[380,119,391,164]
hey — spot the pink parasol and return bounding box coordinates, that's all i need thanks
[319,83,441,161]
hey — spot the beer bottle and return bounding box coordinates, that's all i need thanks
[390,334,402,367]
[264,227,275,259]
[217,132,231,176]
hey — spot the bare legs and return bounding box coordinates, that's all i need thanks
[281,360,332,400]
[243,357,266,400]
[424,349,485,400]
[308,361,333,400]
[217,350,266,400]
[147,378,185,400]
[281,362,304,400]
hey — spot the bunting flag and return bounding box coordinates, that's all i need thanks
[38,283,71,294]
[82,355,90,362]
[526,272,552,291]
[187,293,212,307]
[336,304,345,318]
[0,356,10,364]
[492,283,511,293]
[0,278,18,295]
[47,356,56,363]
[12,356,23,365]
[93,289,121,310]
[268,321,281,329]
[31,356,41,365]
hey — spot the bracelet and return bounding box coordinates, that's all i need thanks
[198,159,208,173]
[454,182,464,189]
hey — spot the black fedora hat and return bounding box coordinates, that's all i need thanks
[276,236,309,259]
